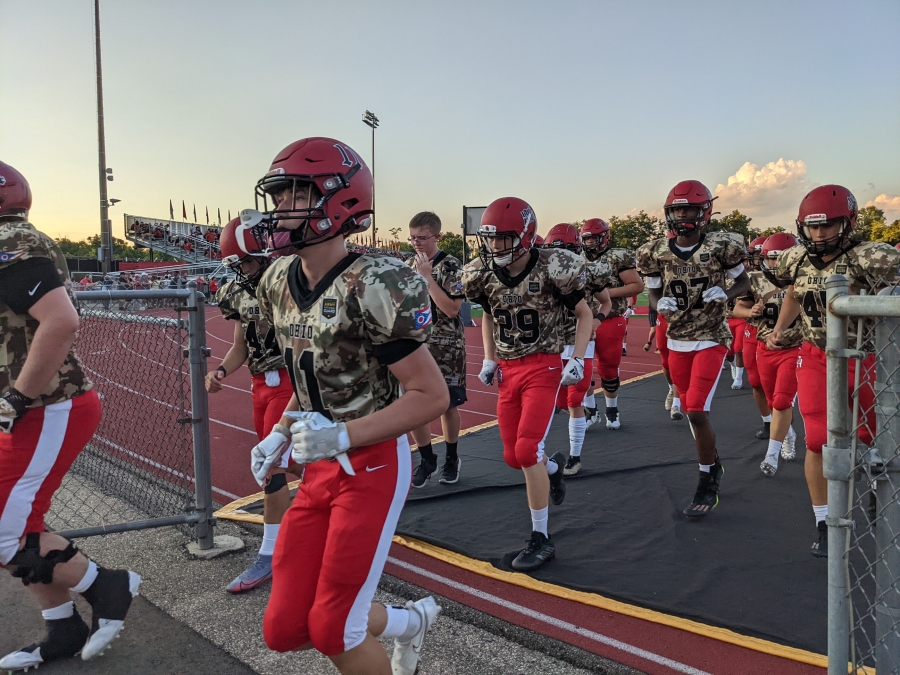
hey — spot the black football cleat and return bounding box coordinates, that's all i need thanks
[683,461,723,518]
[411,458,438,489]
[0,611,90,671]
[511,531,555,571]
[548,452,567,505]
[756,422,771,440]
[811,521,828,558]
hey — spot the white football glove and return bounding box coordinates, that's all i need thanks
[560,357,585,387]
[0,398,17,435]
[250,424,291,487]
[624,308,635,318]
[478,359,498,386]
[702,286,728,304]
[656,297,679,315]
[285,411,355,476]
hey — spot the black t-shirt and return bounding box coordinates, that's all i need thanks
[0,257,64,314]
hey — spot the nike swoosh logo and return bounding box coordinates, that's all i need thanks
[365,464,387,472]
[28,282,41,296]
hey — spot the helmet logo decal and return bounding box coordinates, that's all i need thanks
[804,213,827,223]
[266,167,285,177]
[521,207,536,235]
[848,195,857,211]
[334,144,362,168]
[0,175,6,186]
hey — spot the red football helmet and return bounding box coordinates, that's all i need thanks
[748,236,767,269]
[477,197,537,267]
[895,242,900,252]
[254,137,373,251]
[220,217,271,294]
[545,223,581,254]
[533,234,545,248]
[581,218,611,261]
[761,232,798,266]
[664,180,716,236]
[796,185,858,257]
[0,161,32,220]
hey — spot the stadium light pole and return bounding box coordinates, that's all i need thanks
[362,110,379,242]
[94,0,114,273]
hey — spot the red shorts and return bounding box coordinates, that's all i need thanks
[263,436,411,656]
[796,342,875,454]
[741,325,761,389]
[667,345,728,413]
[0,390,102,565]
[656,315,669,371]
[251,368,295,441]
[497,353,561,470]
[556,357,593,409]
[756,344,800,411]
[594,317,627,381]
[726,318,745,358]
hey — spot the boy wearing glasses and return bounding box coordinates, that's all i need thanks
[407,212,468,487]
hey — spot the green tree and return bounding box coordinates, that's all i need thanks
[856,205,885,242]
[607,211,665,251]
[870,218,900,245]
[708,210,754,241]
[438,231,465,262]
[755,226,787,238]
[55,234,177,262]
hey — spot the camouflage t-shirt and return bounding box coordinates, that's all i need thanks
[256,252,432,423]
[215,281,285,376]
[561,256,613,344]
[407,251,466,387]
[599,248,637,318]
[742,269,803,346]
[0,221,93,407]
[636,232,747,346]
[462,248,586,359]
[775,242,900,350]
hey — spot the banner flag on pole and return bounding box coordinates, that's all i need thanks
[169,199,174,220]
[206,206,209,225]
[182,200,187,220]
[217,208,221,226]
[193,204,197,222]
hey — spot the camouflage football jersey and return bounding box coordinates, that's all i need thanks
[775,241,900,350]
[636,232,747,346]
[743,269,803,346]
[256,252,432,423]
[561,256,614,344]
[0,221,93,407]
[462,248,586,360]
[215,281,285,376]
[407,251,466,387]
[599,248,637,317]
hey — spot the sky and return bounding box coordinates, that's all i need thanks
[1,0,899,243]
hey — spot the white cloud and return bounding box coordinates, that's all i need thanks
[866,194,900,223]
[624,206,665,220]
[713,158,809,230]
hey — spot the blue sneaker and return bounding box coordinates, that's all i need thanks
[226,554,273,593]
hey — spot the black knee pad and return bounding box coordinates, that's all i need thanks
[601,377,620,394]
[264,472,288,494]
[9,533,79,586]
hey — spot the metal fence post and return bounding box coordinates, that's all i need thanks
[874,289,900,673]
[187,281,215,549]
[825,274,853,675]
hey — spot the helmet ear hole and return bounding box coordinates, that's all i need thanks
[341,198,358,210]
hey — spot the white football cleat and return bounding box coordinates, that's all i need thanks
[391,596,441,675]
[670,403,684,421]
[780,427,797,462]
[664,389,674,411]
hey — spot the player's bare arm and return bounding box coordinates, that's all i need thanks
[766,288,802,350]
[731,298,762,319]
[343,345,448,449]
[206,321,250,393]
[571,299,593,360]
[606,268,644,299]
[11,287,80,399]
[481,313,497,362]
[724,270,751,301]
[419,258,462,318]
[593,288,612,322]
[647,285,663,311]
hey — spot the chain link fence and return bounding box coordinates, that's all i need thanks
[826,276,900,675]
[47,283,215,549]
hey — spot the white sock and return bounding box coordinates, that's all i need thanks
[605,396,618,408]
[672,397,681,409]
[582,390,595,407]
[568,417,586,457]
[668,383,675,393]
[787,425,796,440]
[699,463,713,473]
[71,560,98,594]
[42,601,74,621]
[259,523,280,557]
[762,414,772,423]
[546,458,559,476]
[736,367,744,378]
[530,507,549,536]
[381,605,420,641]
[766,439,781,463]
[813,504,828,524]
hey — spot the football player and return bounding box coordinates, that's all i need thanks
[769,185,900,556]
[406,211,467,487]
[733,233,801,476]
[206,217,294,593]
[739,236,773,435]
[247,138,447,675]
[579,219,645,430]
[462,200,592,571]
[637,180,749,517]
[0,161,140,671]
[543,224,611,476]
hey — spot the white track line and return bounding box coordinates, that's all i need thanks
[387,556,713,675]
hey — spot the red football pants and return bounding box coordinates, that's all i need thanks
[656,315,670,371]
[756,344,800,411]
[263,436,411,656]
[594,317,627,381]
[251,368,295,441]
[497,353,561,469]
[668,345,728,412]
[797,342,875,454]
[556,357,593,409]
[741,325,761,389]
[726,318,745,359]
[0,390,102,565]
